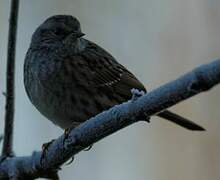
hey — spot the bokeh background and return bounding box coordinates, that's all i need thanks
[0,0,220,179]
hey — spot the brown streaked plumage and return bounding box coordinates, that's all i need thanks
[24,15,205,131]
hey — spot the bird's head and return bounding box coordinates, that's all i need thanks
[31,15,85,48]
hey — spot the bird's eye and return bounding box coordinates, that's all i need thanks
[53,28,63,36]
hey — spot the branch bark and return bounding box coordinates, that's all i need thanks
[0,58,220,179]
[2,0,19,157]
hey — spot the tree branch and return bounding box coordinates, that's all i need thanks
[0,58,220,179]
[2,0,19,157]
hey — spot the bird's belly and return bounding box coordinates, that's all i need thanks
[27,79,115,129]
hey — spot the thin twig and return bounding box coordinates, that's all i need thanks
[0,135,3,143]
[2,0,19,157]
[0,58,219,179]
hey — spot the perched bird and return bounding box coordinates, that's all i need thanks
[24,15,204,131]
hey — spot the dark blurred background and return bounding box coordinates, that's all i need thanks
[0,0,220,179]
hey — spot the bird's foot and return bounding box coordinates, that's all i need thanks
[84,145,93,151]
[63,127,72,147]
[63,128,75,166]
[40,139,55,166]
[144,112,150,123]
[145,117,150,123]
[65,156,75,166]
[63,123,79,147]
[64,145,93,166]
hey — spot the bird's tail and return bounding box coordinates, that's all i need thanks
[157,110,205,131]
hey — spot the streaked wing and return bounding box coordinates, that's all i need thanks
[80,40,146,101]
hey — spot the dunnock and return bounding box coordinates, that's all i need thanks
[24,15,204,131]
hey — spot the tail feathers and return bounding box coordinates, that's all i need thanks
[157,110,205,131]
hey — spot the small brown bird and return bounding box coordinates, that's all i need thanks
[24,15,204,131]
